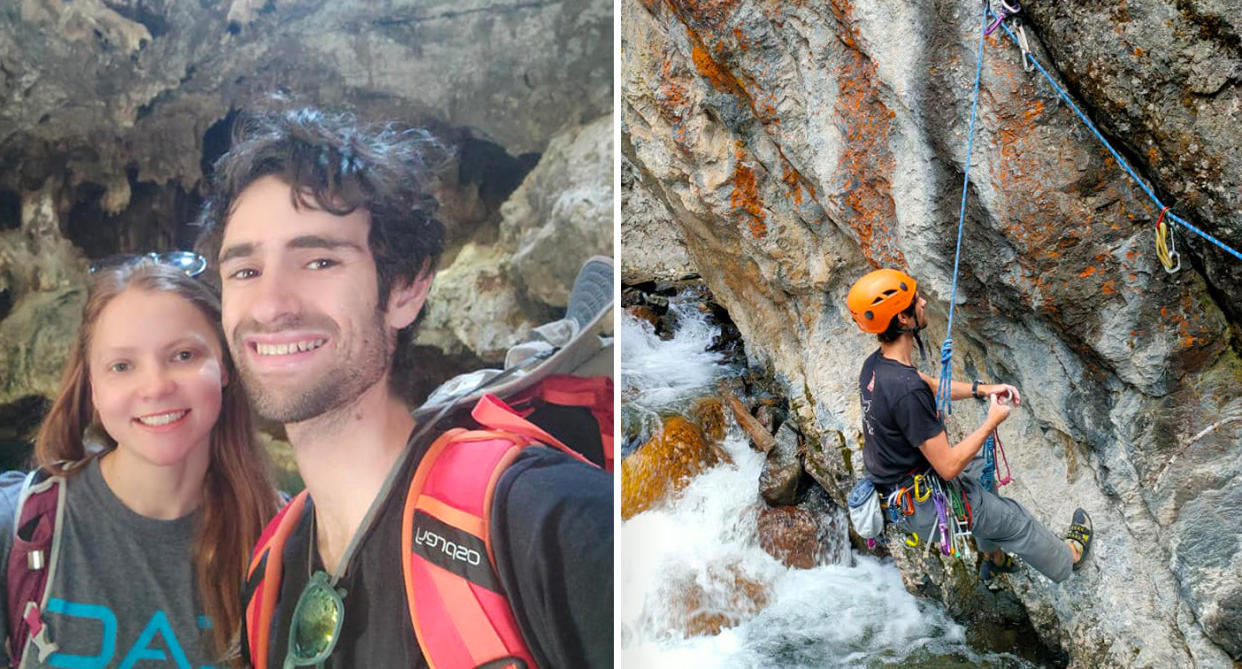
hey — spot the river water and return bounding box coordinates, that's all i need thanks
[620,294,1037,668]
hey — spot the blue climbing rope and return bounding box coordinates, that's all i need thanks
[990,10,1242,264]
[939,2,990,417]
[980,433,997,492]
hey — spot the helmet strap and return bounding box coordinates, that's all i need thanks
[896,312,927,366]
[912,328,927,365]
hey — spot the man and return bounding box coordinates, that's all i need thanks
[195,108,612,667]
[846,268,1092,582]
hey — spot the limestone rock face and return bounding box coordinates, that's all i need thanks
[418,115,614,360]
[0,183,89,405]
[1020,1,1242,326]
[621,157,696,283]
[500,114,614,308]
[622,0,1242,664]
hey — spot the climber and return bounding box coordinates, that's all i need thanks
[846,268,1093,582]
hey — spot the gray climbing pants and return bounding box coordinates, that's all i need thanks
[894,457,1073,582]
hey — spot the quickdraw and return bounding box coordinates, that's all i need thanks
[933,486,952,556]
[892,472,976,558]
[984,0,1020,37]
[1155,205,1180,273]
[922,474,976,558]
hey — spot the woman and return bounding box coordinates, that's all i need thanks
[1,255,280,667]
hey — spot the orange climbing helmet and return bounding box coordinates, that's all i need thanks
[846,268,917,334]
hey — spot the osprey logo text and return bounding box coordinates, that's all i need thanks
[410,509,502,590]
[414,527,482,566]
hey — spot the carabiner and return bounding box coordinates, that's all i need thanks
[985,0,1021,37]
[1016,24,1033,71]
[1156,206,1181,273]
[914,474,930,503]
[906,532,920,547]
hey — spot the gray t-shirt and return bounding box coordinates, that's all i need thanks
[0,458,218,668]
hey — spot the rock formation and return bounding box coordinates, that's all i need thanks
[623,0,1242,665]
[0,0,612,469]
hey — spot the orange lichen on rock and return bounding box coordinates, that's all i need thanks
[621,416,721,520]
[731,143,767,237]
[657,55,693,129]
[827,0,904,267]
[691,44,747,98]
[782,161,806,204]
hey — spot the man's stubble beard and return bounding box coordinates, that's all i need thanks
[235,309,393,424]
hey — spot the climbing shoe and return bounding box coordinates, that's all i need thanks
[979,552,1021,582]
[1065,508,1093,570]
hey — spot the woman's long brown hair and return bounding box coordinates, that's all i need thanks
[33,258,279,663]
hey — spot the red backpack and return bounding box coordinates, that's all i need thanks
[241,389,610,669]
[5,461,91,667]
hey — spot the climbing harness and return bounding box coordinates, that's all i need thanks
[879,470,976,558]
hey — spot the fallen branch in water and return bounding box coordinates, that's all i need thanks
[723,388,776,453]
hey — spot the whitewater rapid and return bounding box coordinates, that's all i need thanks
[619,293,1036,668]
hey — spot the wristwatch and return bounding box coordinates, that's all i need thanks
[972,379,982,399]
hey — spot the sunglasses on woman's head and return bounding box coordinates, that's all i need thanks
[88,251,207,278]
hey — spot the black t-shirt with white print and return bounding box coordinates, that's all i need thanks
[260,424,614,668]
[859,348,945,487]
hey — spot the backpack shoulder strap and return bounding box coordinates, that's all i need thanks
[401,425,538,669]
[7,468,65,667]
[242,490,308,669]
[472,394,597,469]
[508,375,614,472]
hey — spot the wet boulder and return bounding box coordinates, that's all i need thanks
[757,486,850,569]
[689,396,728,443]
[665,562,768,637]
[621,416,721,520]
[758,422,803,506]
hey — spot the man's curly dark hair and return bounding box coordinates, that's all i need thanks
[194,108,448,380]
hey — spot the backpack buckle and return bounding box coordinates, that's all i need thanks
[22,601,59,661]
